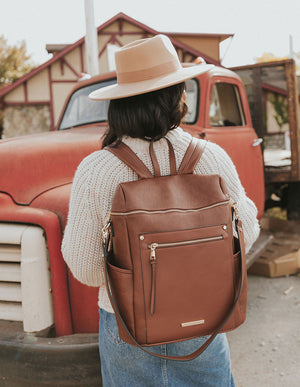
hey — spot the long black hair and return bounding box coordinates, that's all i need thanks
[102,82,187,147]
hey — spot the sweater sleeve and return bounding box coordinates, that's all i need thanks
[61,155,106,287]
[195,141,260,253]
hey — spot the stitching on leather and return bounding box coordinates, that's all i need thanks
[138,232,148,344]
[123,210,136,339]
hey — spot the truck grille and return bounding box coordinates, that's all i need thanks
[0,243,23,321]
[0,224,54,332]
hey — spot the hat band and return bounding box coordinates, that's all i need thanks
[118,60,181,84]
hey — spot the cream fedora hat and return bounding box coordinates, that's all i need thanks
[89,34,213,100]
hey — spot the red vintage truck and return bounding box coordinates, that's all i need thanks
[0,65,265,385]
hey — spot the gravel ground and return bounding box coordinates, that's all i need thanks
[227,273,300,387]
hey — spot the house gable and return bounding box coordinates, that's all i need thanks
[0,12,229,137]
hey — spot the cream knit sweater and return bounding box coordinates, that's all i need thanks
[62,127,260,313]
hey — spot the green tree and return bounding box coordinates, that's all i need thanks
[0,36,35,137]
[270,94,289,132]
[0,35,34,87]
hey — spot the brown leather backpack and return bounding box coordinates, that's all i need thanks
[102,138,247,361]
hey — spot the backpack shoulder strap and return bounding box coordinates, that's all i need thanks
[106,142,153,179]
[178,138,207,175]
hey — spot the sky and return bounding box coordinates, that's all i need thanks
[1,0,300,68]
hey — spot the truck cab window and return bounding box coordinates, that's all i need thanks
[59,79,115,130]
[59,78,198,130]
[209,83,245,127]
[183,78,199,124]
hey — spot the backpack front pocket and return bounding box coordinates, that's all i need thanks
[138,224,235,345]
[148,234,224,315]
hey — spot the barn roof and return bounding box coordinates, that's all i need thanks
[0,12,230,98]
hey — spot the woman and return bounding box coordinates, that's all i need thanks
[62,35,260,386]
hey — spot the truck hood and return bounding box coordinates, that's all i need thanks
[1,126,107,205]
[29,183,72,230]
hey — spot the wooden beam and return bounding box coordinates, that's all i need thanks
[285,59,300,181]
[48,67,55,131]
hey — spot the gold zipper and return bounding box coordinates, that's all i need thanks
[149,243,158,315]
[148,234,223,315]
[148,235,223,253]
[110,200,230,217]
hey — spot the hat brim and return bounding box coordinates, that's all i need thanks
[88,64,214,101]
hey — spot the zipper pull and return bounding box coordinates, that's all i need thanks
[149,243,158,315]
[150,243,158,262]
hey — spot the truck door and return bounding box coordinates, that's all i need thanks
[204,77,265,219]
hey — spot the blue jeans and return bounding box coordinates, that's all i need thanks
[99,309,235,387]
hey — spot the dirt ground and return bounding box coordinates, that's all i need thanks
[227,273,300,387]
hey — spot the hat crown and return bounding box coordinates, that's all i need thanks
[88,34,213,100]
[115,35,182,84]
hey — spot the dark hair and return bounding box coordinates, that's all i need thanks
[102,82,187,147]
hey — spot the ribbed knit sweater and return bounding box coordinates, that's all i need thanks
[62,127,260,313]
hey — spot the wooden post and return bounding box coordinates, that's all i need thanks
[285,59,300,181]
[252,67,264,140]
[84,0,99,76]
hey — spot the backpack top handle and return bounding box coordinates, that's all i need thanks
[149,138,177,177]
